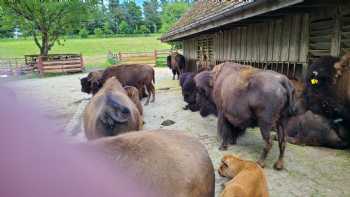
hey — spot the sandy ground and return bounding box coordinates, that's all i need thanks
[4,68,350,197]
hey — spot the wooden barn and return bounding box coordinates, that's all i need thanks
[161,0,350,80]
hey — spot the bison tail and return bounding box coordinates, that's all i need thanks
[152,69,155,84]
[281,78,297,117]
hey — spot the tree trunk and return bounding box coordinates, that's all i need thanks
[40,32,49,56]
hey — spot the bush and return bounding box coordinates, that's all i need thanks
[79,28,88,38]
[94,28,103,38]
[119,21,130,34]
[138,25,150,34]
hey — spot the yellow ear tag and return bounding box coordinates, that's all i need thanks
[310,79,319,85]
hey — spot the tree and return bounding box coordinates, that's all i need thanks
[79,27,89,38]
[160,1,189,33]
[122,0,142,34]
[0,0,96,56]
[119,20,130,34]
[143,0,161,33]
[108,0,124,33]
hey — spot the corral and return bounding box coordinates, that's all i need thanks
[5,68,350,197]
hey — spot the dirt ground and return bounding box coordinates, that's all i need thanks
[5,68,350,197]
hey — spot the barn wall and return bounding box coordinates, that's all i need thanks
[181,3,349,79]
[212,14,308,79]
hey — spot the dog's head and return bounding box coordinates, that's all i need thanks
[218,155,243,178]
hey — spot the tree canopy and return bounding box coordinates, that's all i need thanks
[0,0,195,55]
[0,0,95,55]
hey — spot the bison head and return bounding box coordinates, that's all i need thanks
[80,77,91,94]
[306,56,339,90]
[80,71,104,95]
[194,71,217,117]
[100,93,131,134]
[180,73,198,111]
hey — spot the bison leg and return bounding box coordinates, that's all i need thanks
[149,83,155,103]
[257,122,273,168]
[274,124,286,170]
[218,112,236,150]
[177,68,181,80]
[172,69,176,80]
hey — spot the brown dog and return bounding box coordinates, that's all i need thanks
[89,129,215,197]
[218,155,269,197]
[83,77,143,140]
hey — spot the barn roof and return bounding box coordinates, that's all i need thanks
[161,0,304,42]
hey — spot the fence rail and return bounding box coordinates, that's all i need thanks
[0,58,32,76]
[116,49,182,66]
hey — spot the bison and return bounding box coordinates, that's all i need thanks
[197,63,296,170]
[194,70,218,117]
[80,70,104,95]
[98,64,155,105]
[284,110,348,149]
[167,52,185,80]
[83,77,143,140]
[179,72,199,111]
[89,129,215,197]
[303,54,350,131]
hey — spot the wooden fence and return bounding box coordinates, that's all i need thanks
[116,49,181,66]
[0,58,32,76]
[34,54,84,75]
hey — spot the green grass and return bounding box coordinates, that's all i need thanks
[0,35,170,68]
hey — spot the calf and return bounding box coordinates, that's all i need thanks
[89,129,215,197]
[83,77,143,140]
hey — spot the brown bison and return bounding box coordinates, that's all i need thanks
[197,63,296,170]
[167,52,185,80]
[83,77,143,140]
[89,129,215,197]
[303,54,350,132]
[99,64,155,105]
[179,72,199,111]
[284,110,348,149]
[194,70,218,116]
[80,70,104,94]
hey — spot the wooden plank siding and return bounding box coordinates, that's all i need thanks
[181,3,348,80]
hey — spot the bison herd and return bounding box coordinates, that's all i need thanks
[79,52,350,196]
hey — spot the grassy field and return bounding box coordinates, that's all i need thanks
[0,35,170,68]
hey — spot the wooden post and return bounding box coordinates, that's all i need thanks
[37,56,44,76]
[118,52,122,62]
[80,53,85,71]
[154,49,157,66]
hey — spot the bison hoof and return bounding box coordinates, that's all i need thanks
[273,160,284,171]
[219,144,228,151]
[256,160,265,168]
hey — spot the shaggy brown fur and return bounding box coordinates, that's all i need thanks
[124,86,143,115]
[285,110,348,149]
[83,77,143,140]
[334,52,350,81]
[303,55,350,135]
[211,62,295,170]
[99,64,155,105]
[218,155,269,197]
[80,70,104,94]
[194,71,218,117]
[89,129,215,197]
